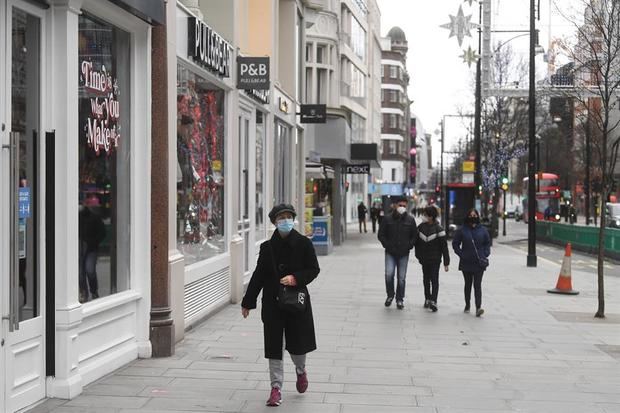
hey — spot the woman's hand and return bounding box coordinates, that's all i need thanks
[444,265,449,272]
[280,275,297,286]
[241,307,250,318]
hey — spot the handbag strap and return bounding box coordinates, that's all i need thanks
[470,231,483,262]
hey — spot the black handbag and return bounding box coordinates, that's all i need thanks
[268,241,308,313]
[470,233,489,269]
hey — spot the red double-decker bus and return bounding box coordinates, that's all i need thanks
[522,173,561,223]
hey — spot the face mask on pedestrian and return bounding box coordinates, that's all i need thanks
[276,218,295,233]
[466,215,480,225]
[396,206,407,215]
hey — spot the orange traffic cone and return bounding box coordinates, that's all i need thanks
[547,243,579,295]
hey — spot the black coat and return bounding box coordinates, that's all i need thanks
[378,211,418,257]
[415,222,450,265]
[452,224,491,273]
[241,229,320,359]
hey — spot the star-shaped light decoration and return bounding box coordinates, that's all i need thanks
[460,45,480,67]
[440,5,478,47]
[464,0,477,7]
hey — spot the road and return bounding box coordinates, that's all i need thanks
[496,218,620,277]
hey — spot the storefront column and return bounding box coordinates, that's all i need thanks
[47,0,84,399]
[150,17,174,357]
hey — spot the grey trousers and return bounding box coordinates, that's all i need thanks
[269,353,306,389]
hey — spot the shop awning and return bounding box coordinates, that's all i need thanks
[351,143,380,168]
[306,163,335,180]
[108,0,165,25]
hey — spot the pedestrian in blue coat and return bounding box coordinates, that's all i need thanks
[452,209,491,317]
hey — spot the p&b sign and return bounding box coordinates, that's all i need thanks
[237,57,270,90]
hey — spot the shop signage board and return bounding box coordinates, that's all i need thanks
[237,57,269,90]
[462,160,475,172]
[299,104,326,124]
[188,17,232,77]
[80,60,122,156]
[343,164,370,174]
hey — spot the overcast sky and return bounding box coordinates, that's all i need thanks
[377,0,583,166]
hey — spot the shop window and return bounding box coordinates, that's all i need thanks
[176,64,226,265]
[78,13,131,303]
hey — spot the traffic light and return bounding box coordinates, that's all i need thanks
[501,183,509,191]
[478,184,482,195]
[501,177,508,191]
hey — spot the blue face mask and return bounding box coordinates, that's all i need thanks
[276,218,295,233]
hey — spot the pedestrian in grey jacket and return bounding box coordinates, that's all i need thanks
[378,196,418,309]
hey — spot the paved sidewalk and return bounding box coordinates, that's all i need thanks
[30,231,620,413]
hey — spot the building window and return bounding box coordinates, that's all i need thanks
[316,44,326,64]
[389,66,397,78]
[176,65,226,265]
[256,111,266,239]
[386,140,399,155]
[389,114,397,128]
[350,64,366,100]
[317,68,328,104]
[78,13,131,303]
[381,65,384,77]
[351,112,366,143]
[391,168,396,181]
[306,43,313,63]
[350,15,366,61]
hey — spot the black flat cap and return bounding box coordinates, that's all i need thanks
[269,203,297,223]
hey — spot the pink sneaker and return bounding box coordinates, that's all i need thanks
[266,387,282,407]
[296,371,308,393]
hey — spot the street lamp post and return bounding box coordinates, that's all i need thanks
[527,0,537,267]
[440,118,445,218]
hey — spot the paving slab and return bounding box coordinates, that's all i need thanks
[29,229,620,412]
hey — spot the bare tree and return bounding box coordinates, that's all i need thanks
[556,0,620,318]
[482,44,548,232]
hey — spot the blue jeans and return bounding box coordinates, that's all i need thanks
[385,252,409,302]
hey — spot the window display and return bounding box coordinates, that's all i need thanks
[78,13,131,303]
[177,65,226,264]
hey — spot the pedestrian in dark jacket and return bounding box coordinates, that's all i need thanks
[369,203,380,233]
[452,208,491,317]
[357,202,368,233]
[241,203,320,407]
[378,196,418,309]
[415,206,450,312]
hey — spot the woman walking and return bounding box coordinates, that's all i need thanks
[415,206,450,312]
[241,203,320,407]
[452,208,491,317]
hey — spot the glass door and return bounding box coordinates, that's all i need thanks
[1,2,46,411]
[238,111,256,275]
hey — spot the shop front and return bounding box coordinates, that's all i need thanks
[238,89,270,283]
[1,0,162,410]
[174,4,235,329]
